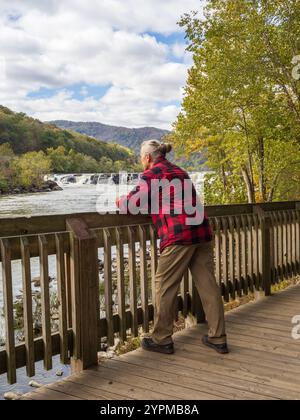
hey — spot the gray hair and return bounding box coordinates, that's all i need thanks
[141,139,172,160]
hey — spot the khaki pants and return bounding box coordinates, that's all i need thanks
[152,242,226,346]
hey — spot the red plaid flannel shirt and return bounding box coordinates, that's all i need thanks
[118,157,213,252]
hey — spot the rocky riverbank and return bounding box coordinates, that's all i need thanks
[0,180,62,196]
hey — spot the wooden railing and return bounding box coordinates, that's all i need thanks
[0,202,299,384]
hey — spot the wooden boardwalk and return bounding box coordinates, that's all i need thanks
[22,284,300,400]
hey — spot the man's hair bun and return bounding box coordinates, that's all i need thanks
[159,143,172,155]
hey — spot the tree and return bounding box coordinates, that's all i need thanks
[113,160,127,172]
[99,156,114,173]
[171,0,300,204]
[11,151,52,188]
[0,143,15,191]
[67,149,100,173]
[47,146,72,173]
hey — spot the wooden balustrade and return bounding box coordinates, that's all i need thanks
[0,201,300,384]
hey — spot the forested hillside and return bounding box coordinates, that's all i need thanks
[0,106,140,172]
[0,106,141,194]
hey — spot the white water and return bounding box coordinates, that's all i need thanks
[0,184,124,219]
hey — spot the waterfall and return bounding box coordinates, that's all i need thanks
[45,172,208,187]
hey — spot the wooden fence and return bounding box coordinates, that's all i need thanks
[0,202,299,384]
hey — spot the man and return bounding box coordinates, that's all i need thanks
[117,140,228,355]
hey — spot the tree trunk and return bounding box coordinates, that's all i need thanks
[241,166,255,204]
[221,164,227,190]
[241,107,255,190]
[219,150,227,191]
[257,137,267,202]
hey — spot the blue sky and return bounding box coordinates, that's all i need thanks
[0,0,204,129]
[27,84,112,101]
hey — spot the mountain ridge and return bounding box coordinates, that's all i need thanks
[50,120,206,170]
[50,120,170,154]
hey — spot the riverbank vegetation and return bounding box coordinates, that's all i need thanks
[0,143,63,194]
[0,106,141,193]
[170,0,300,204]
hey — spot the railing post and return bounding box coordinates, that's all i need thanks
[296,203,300,275]
[254,207,272,297]
[66,218,99,373]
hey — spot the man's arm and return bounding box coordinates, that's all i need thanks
[116,173,151,214]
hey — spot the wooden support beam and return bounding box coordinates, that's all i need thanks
[39,235,52,371]
[128,226,138,337]
[0,239,17,384]
[103,228,114,347]
[20,237,35,377]
[66,218,99,373]
[116,227,126,343]
[139,225,149,333]
[55,233,69,364]
[254,208,272,297]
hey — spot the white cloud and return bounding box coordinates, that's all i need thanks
[171,42,193,65]
[3,89,179,129]
[0,0,205,129]
[0,0,203,33]
[0,56,6,80]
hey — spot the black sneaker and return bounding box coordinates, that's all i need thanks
[202,335,229,354]
[142,338,174,355]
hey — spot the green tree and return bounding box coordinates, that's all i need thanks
[113,160,132,172]
[11,151,52,188]
[0,143,15,191]
[47,146,72,173]
[67,149,100,173]
[99,156,114,173]
[171,0,300,204]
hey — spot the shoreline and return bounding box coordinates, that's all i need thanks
[0,180,63,197]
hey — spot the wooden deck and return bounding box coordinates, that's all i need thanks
[22,284,300,401]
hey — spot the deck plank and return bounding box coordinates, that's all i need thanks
[86,367,225,400]
[110,353,299,400]
[64,371,183,400]
[22,284,300,400]
[174,339,300,373]
[96,358,277,400]
[22,388,83,400]
[45,379,132,400]
[119,350,300,399]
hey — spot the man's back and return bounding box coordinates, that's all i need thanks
[123,156,213,251]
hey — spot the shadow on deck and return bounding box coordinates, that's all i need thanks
[22,284,300,401]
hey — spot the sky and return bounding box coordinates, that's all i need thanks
[0,0,205,130]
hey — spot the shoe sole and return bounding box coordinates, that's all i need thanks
[202,338,229,355]
[141,343,174,355]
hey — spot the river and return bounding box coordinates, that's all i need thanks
[0,184,125,219]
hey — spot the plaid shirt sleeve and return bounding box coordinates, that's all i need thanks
[117,171,153,214]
